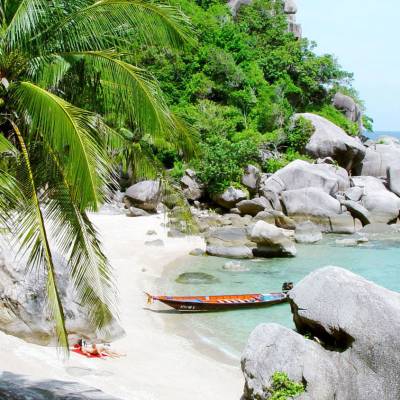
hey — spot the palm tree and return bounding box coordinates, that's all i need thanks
[0,0,193,352]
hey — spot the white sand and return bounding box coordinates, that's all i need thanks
[0,214,243,399]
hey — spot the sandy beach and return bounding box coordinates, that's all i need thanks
[0,213,243,399]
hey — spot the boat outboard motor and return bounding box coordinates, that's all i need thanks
[282,282,294,293]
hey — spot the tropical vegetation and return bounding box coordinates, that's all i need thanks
[0,0,194,351]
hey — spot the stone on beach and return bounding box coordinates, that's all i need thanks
[242,266,400,400]
[294,221,322,243]
[212,187,248,209]
[237,197,272,216]
[249,221,297,257]
[125,180,161,211]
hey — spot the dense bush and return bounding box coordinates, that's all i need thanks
[314,105,359,136]
[133,0,363,193]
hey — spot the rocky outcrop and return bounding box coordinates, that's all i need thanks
[181,169,204,201]
[249,221,297,257]
[332,92,362,126]
[299,113,366,170]
[281,188,359,233]
[341,199,370,226]
[124,180,161,211]
[212,187,248,209]
[351,176,400,224]
[387,166,400,197]
[260,160,350,197]
[0,371,122,400]
[284,0,301,39]
[242,266,400,400]
[0,245,123,346]
[356,142,400,177]
[294,221,322,243]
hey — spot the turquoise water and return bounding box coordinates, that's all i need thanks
[368,131,400,140]
[162,236,400,357]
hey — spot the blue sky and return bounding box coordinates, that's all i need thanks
[297,0,400,131]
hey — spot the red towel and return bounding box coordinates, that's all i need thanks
[71,344,108,358]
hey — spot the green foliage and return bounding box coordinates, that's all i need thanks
[362,115,374,132]
[287,117,315,152]
[194,135,258,194]
[268,372,305,400]
[263,149,313,173]
[0,0,193,351]
[314,105,360,136]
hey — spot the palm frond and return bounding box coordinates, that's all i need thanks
[9,120,69,353]
[52,0,192,52]
[28,55,71,88]
[13,81,112,211]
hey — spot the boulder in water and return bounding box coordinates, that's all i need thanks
[175,272,219,284]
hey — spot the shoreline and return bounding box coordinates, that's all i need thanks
[0,213,243,400]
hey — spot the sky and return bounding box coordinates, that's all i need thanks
[296,0,400,131]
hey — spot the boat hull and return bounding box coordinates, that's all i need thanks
[156,296,287,312]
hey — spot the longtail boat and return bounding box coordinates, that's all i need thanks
[146,283,292,312]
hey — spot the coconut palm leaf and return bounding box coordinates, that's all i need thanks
[13,81,112,211]
[9,120,69,353]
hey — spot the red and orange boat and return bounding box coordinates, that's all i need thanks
[146,283,292,312]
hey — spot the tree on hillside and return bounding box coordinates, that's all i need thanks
[0,0,193,352]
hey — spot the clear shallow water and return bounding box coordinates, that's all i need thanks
[162,236,400,357]
[367,131,400,140]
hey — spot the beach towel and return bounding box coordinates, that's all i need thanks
[71,344,108,358]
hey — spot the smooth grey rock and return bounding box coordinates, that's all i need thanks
[206,227,251,247]
[0,245,123,346]
[242,165,260,193]
[189,248,205,256]
[125,180,161,211]
[242,267,400,400]
[295,221,322,243]
[249,221,297,257]
[206,245,254,259]
[341,200,371,226]
[356,144,400,177]
[359,223,400,235]
[176,272,219,284]
[299,113,366,170]
[212,187,248,209]
[237,197,271,216]
[0,371,122,400]
[284,0,297,13]
[329,212,361,234]
[180,170,204,201]
[146,229,157,236]
[253,211,276,225]
[335,238,358,246]
[260,160,350,197]
[344,186,363,202]
[273,211,296,230]
[387,166,400,197]
[351,176,400,223]
[127,206,150,217]
[282,188,341,218]
[144,239,164,247]
[332,92,362,124]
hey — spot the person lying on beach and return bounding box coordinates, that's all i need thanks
[78,340,126,358]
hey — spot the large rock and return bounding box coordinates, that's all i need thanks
[351,176,400,224]
[387,166,400,197]
[332,92,362,124]
[205,227,254,259]
[237,197,272,216]
[249,221,297,257]
[356,144,400,177]
[294,221,322,243]
[0,245,123,346]
[281,188,360,233]
[341,200,371,226]
[125,180,161,211]
[259,160,350,197]
[212,187,248,209]
[299,113,366,170]
[242,267,400,400]
[180,169,204,201]
[0,371,122,400]
[242,165,260,193]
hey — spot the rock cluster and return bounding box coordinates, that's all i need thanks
[241,267,400,400]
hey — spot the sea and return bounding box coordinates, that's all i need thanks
[161,131,400,360]
[367,131,400,140]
